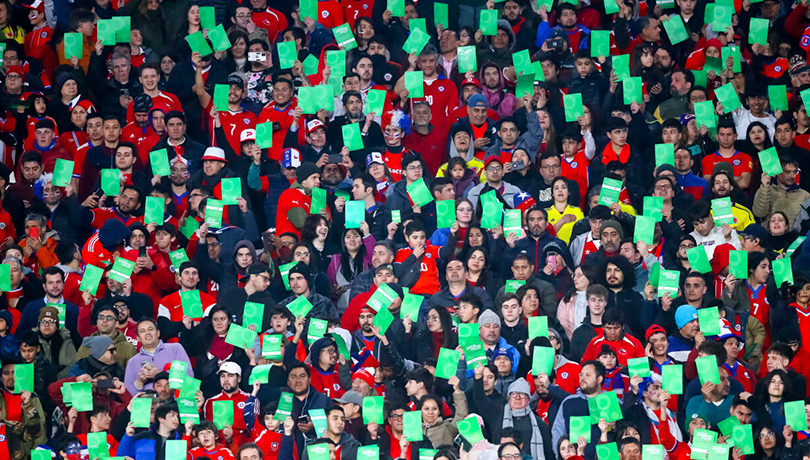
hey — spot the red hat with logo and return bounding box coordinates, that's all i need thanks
[461,77,481,88]
[352,369,375,388]
[24,0,44,12]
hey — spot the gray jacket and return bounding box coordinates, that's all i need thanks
[483,108,545,162]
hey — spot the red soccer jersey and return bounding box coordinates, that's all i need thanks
[126,91,182,123]
[63,271,83,308]
[561,151,590,207]
[526,360,581,395]
[411,77,458,132]
[77,432,118,460]
[747,283,771,348]
[312,0,345,28]
[190,446,236,460]
[24,25,53,59]
[212,109,257,156]
[58,131,89,159]
[383,149,403,182]
[89,208,139,230]
[276,187,311,238]
[394,245,441,295]
[158,289,218,321]
[723,361,755,393]
[258,100,302,161]
[72,141,97,178]
[23,115,58,152]
[580,334,645,366]
[255,430,285,460]
[701,151,753,179]
[122,121,154,146]
[307,363,346,398]
[252,7,289,43]
[342,0,375,28]
[204,391,259,447]
[0,206,15,243]
[81,233,116,268]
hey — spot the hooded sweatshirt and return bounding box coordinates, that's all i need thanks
[479,62,517,120]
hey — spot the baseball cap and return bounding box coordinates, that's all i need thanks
[239,263,271,283]
[217,361,242,376]
[306,119,326,135]
[283,148,302,169]
[201,147,227,162]
[366,151,384,167]
[240,129,256,143]
[333,390,364,405]
[461,77,481,88]
[739,224,768,245]
[468,93,487,108]
[227,73,245,88]
[23,0,44,12]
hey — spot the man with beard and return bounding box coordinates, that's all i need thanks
[449,94,498,159]
[494,255,558,312]
[535,153,580,209]
[74,304,136,369]
[501,0,538,51]
[467,157,525,210]
[584,220,623,267]
[320,161,349,193]
[429,260,494,310]
[81,185,141,231]
[210,74,258,176]
[536,3,590,52]
[505,208,574,273]
[654,47,675,82]
[351,173,393,242]
[445,78,499,138]
[701,122,753,190]
[623,374,683,444]
[157,262,218,338]
[403,101,446,175]
[327,90,385,153]
[707,169,755,231]
[148,111,206,173]
[656,70,693,122]
[551,361,606,449]
[753,157,808,226]
[396,45,459,130]
[353,55,386,94]
[480,62,517,120]
[259,78,301,162]
[286,363,333,454]
[732,86,777,139]
[163,156,190,219]
[603,256,650,338]
[17,267,81,345]
[296,334,350,399]
[204,362,259,448]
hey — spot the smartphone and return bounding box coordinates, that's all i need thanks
[96,379,114,389]
[29,227,38,239]
[248,52,266,62]
[298,415,309,424]
[120,88,129,98]
[547,255,557,271]
[139,246,147,257]
[510,160,525,170]
[454,434,473,452]
[328,153,344,164]
[261,231,275,255]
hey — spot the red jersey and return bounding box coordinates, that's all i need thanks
[561,151,590,208]
[77,432,118,460]
[24,25,53,60]
[255,430,294,460]
[794,302,810,346]
[126,91,182,123]
[275,187,311,238]
[258,99,301,161]
[72,140,97,178]
[158,289,218,322]
[580,334,645,366]
[747,282,770,348]
[122,122,155,146]
[81,233,116,268]
[252,7,289,43]
[204,391,259,448]
[383,149,403,182]
[411,77,458,131]
[701,151,753,179]
[89,208,139,230]
[312,0,345,28]
[63,270,83,308]
[307,363,346,398]
[190,446,235,460]
[394,245,441,295]
[58,131,89,159]
[723,361,755,393]
[212,109,257,156]
[526,360,582,395]
[0,206,15,243]
[342,0,375,29]
[23,115,58,152]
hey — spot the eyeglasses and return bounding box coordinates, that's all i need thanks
[107,348,117,354]
[389,413,403,419]
[39,320,57,326]
[257,274,271,283]
[406,165,423,171]
[679,244,696,250]
[760,432,775,439]
[113,304,128,310]
[501,454,522,460]
[98,315,117,321]
[486,166,503,172]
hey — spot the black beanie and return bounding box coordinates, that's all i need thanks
[296,162,320,183]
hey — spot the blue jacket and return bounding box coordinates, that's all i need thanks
[466,337,520,378]
[117,430,188,460]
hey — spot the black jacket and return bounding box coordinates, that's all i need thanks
[165,58,228,142]
[87,52,143,124]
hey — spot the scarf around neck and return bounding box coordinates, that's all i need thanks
[503,404,544,460]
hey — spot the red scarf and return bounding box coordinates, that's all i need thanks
[601,143,630,164]
[210,334,234,361]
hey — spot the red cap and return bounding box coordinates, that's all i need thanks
[23,0,44,12]
[352,369,375,388]
[71,99,96,113]
[306,119,326,135]
[645,324,666,342]
[6,66,24,80]
[711,243,735,276]
[461,77,481,88]
[483,155,503,169]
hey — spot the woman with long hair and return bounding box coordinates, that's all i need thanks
[557,265,598,338]
[327,223,375,312]
[766,211,798,254]
[223,29,249,74]
[464,247,503,295]
[418,387,469,448]
[751,370,790,434]
[546,177,584,244]
[404,306,458,364]
[171,2,202,60]
[537,108,558,156]
[743,121,774,158]
[300,214,340,272]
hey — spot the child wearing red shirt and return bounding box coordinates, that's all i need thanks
[394,220,454,296]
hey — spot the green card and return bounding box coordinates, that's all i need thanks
[278,261,296,290]
[63,33,83,59]
[300,0,318,20]
[515,72,535,98]
[687,246,712,274]
[787,237,807,257]
[391,210,401,223]
[185,31,212,57]
[749,17,769,45]
[345,200,366,229]
[97,19,116,45]
[224,323,257,349]
[712,197,734,226]
[309,188,326,216]
[307,318,328,345]
[307,444,330,460]
[722,46,741,73]
[696,355,720,385]
[528,316,548,340]
[661,14,689,44]
[109,257,135,283]
[165,440,187,460]
[53,158,74,187]
[286,295,314,318]
[623,77,643,105]
[302,54,319,76]
[180,217,199,239]
[388,0,404,16]
[275,392,294,420]
[598,177,623,206]
[457,418,485,444]
[180,289,204,319]
[532,346,555,376]
[407,177,433,207]
[759,146,782,176]
[256,122,273,148]
[633,215,655,245]
[150,149,170,176]
[786,400,808,431]
[373,307,396,335]
[400,294,421,321]
[512,49,533,76]
[358,446,380,460]
[569,416,591,443]
[309,408,328,437]
[692,69,708,88]
[480,198,503,229]
[178,397,200,424]
[588,390,623,423]
[219,177,241,206]
[715,83,741,113]
[31,452,50,460]
[464,341,487,369]
[113,16,130,43]
[769,85,788,112]
[612,54,630,81]
[773,257,794,287]
[603,0,619,13]
[213,400,234,429]
[363,396,385,424]
[657,269,680,297]
[87,432,108,459]
[698,307,721,335]
[261,334,283,359]
[435,348,460,379]
[168,360,188,389]
[480,9,498,35]
[434,2,449,27]
[713,4,732,30]
[627,357,650,378]
[597,443,620,460]
[213,84,230,111]
[101,169,120,196]
[333,23,357,50]
[208,24,231,51]
[643,196,664,222]
[457,46,478,74]
[643,445,664,460]
[79,264,104,295]
[591,30,610,57]
[717,416,741,436]
[365,89,386,115]
[342,123,364,151]
[504,209,522,238]
[563,93,584,122]
[71,381,93,411]
[404,71,424,98]
[144,196,164,225]
[505,280,526,293]
[661,364,683,394]
[732,424,755,455]
[326,49,346,78]
[694,101,717,129]
[131,397,153,427]
[205,199,224,227]
[403,411,424,441]
[243,301,265,330]
[458,323,479,347]
[708,446,729,460]
[178,376,201,398]
[333,332,351,360]
[277,41,297,69]
[199,6,215,29]
[655,143,675,168]
[402,27,429,55]
[436,200,455,229]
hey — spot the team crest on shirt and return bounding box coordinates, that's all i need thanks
[617,348,628,355]
[571,162,578,168]
[271,442,279,449]
[40,31,47,38]
[561,372,568,378]
[438,86,445,92]
[425,253,432,258]
[243,118,251,124]
[333,383,341,390]
[288,109,294,116]
[238,401,246,409]
[218,456,224,460]
[775,66,782,72]
[0,223,5,229]
[322,10,329,18]
[363,4,368,8]
[384,72,393,81]
[733,159,741,166]
[0,435,5,441]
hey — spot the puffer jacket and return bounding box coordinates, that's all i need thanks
[36,327,76,380]
[754,184,810,228]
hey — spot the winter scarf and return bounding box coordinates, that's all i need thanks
[502,405,544,460]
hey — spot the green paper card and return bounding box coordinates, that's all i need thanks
[643,196,664,221]
[363,396,385,424]
[71,381,93,411]
[178,397,200,424]
[53,158,74,187]
[717,416,741,436]
[435,348,460,379]
[185,31,212,57]
[208,24,231,51]
[457,418,485,444]
[696,355,721,384]
[261,334,282,359]
[434,2,449,27]
[64,33,83,59]
[224,323,257,349]
[597,443,620,460]
[591,30,610,57]
[612,55,630,81]
[180,289,204,319]
[0,264,7,291]
[213,400,234,429]
[345,200,366,229]
[458,46,477,73]
[732,424,755,455]
[458,323,479,346]
[402,27,429,55]
[715,83,741,113]
[310,187,326,215]
[205,199,224,227]
[627,357,650,378]
[404,71,424,98]
[326,49,346,77]
[769,85,788,112]
[87,432,108,459]
[532,346,555,376]
[786,400,808,431]
[603,0,619,13]
[309,408,328,437]
[307,444,330,460]
[131,397,153,427]
[662,15,689,44]
[213,84,230,111]
[661,364,683,394]
[759,146,782,176]
[286,295,314,318]
[144,196,164,224]
[169,248,189,269]
[787,237,807,257]
[563,93,584,122]
[300,0,317,20]
[365,89,386,115]
[168,361,188,389]
[569,416,591,443]
[694,101,717,129]
[400,293,421,321]
[436,200,455,229]
[515,73,535,98]
[623,77,643,104]
[302,54,319,76]
[220,178,241,205]
[504,209,522,238]
[358,446,380,460]
[80,264,104,295]
[480,201,503,229]
[528,316,548,340]
[150,149,170,176]
[307,318,328,345]
[278,261,296,290]
[109,257,135,283]
[113,16,130,44]
[333,23,357,50]
[657,269,680,297]
[275,392,294,420]
[166,440,187,460]
[643,445,664,460]
[31,452,50,460]
[505,280,526,293]
[598,177,623,206]
[480,10,498,35]
[373,307,395,335]
[243,301,264,330]
[96,19,116,45]
[713,4,732,30]
[712,197,734,226]
[388,0,404,15]
[588,390,623,423]
[698,307,721,335]
[634,215,655,245]
[407,177,433,207]
[403,411,424,441]
[722,46,741,73]
[179,376,201,398]
[464,342,487,369]
[655,143,675,168]
[333,332,351,360]
[199,6,215,30]
[773,257,794,287]
[101,169,120,196]
[512,49,533,76]
[749,17,769,45]
[342,123,364,151]
[277,41,297,69]
[256,122,273,148]
[687,246,712,274]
